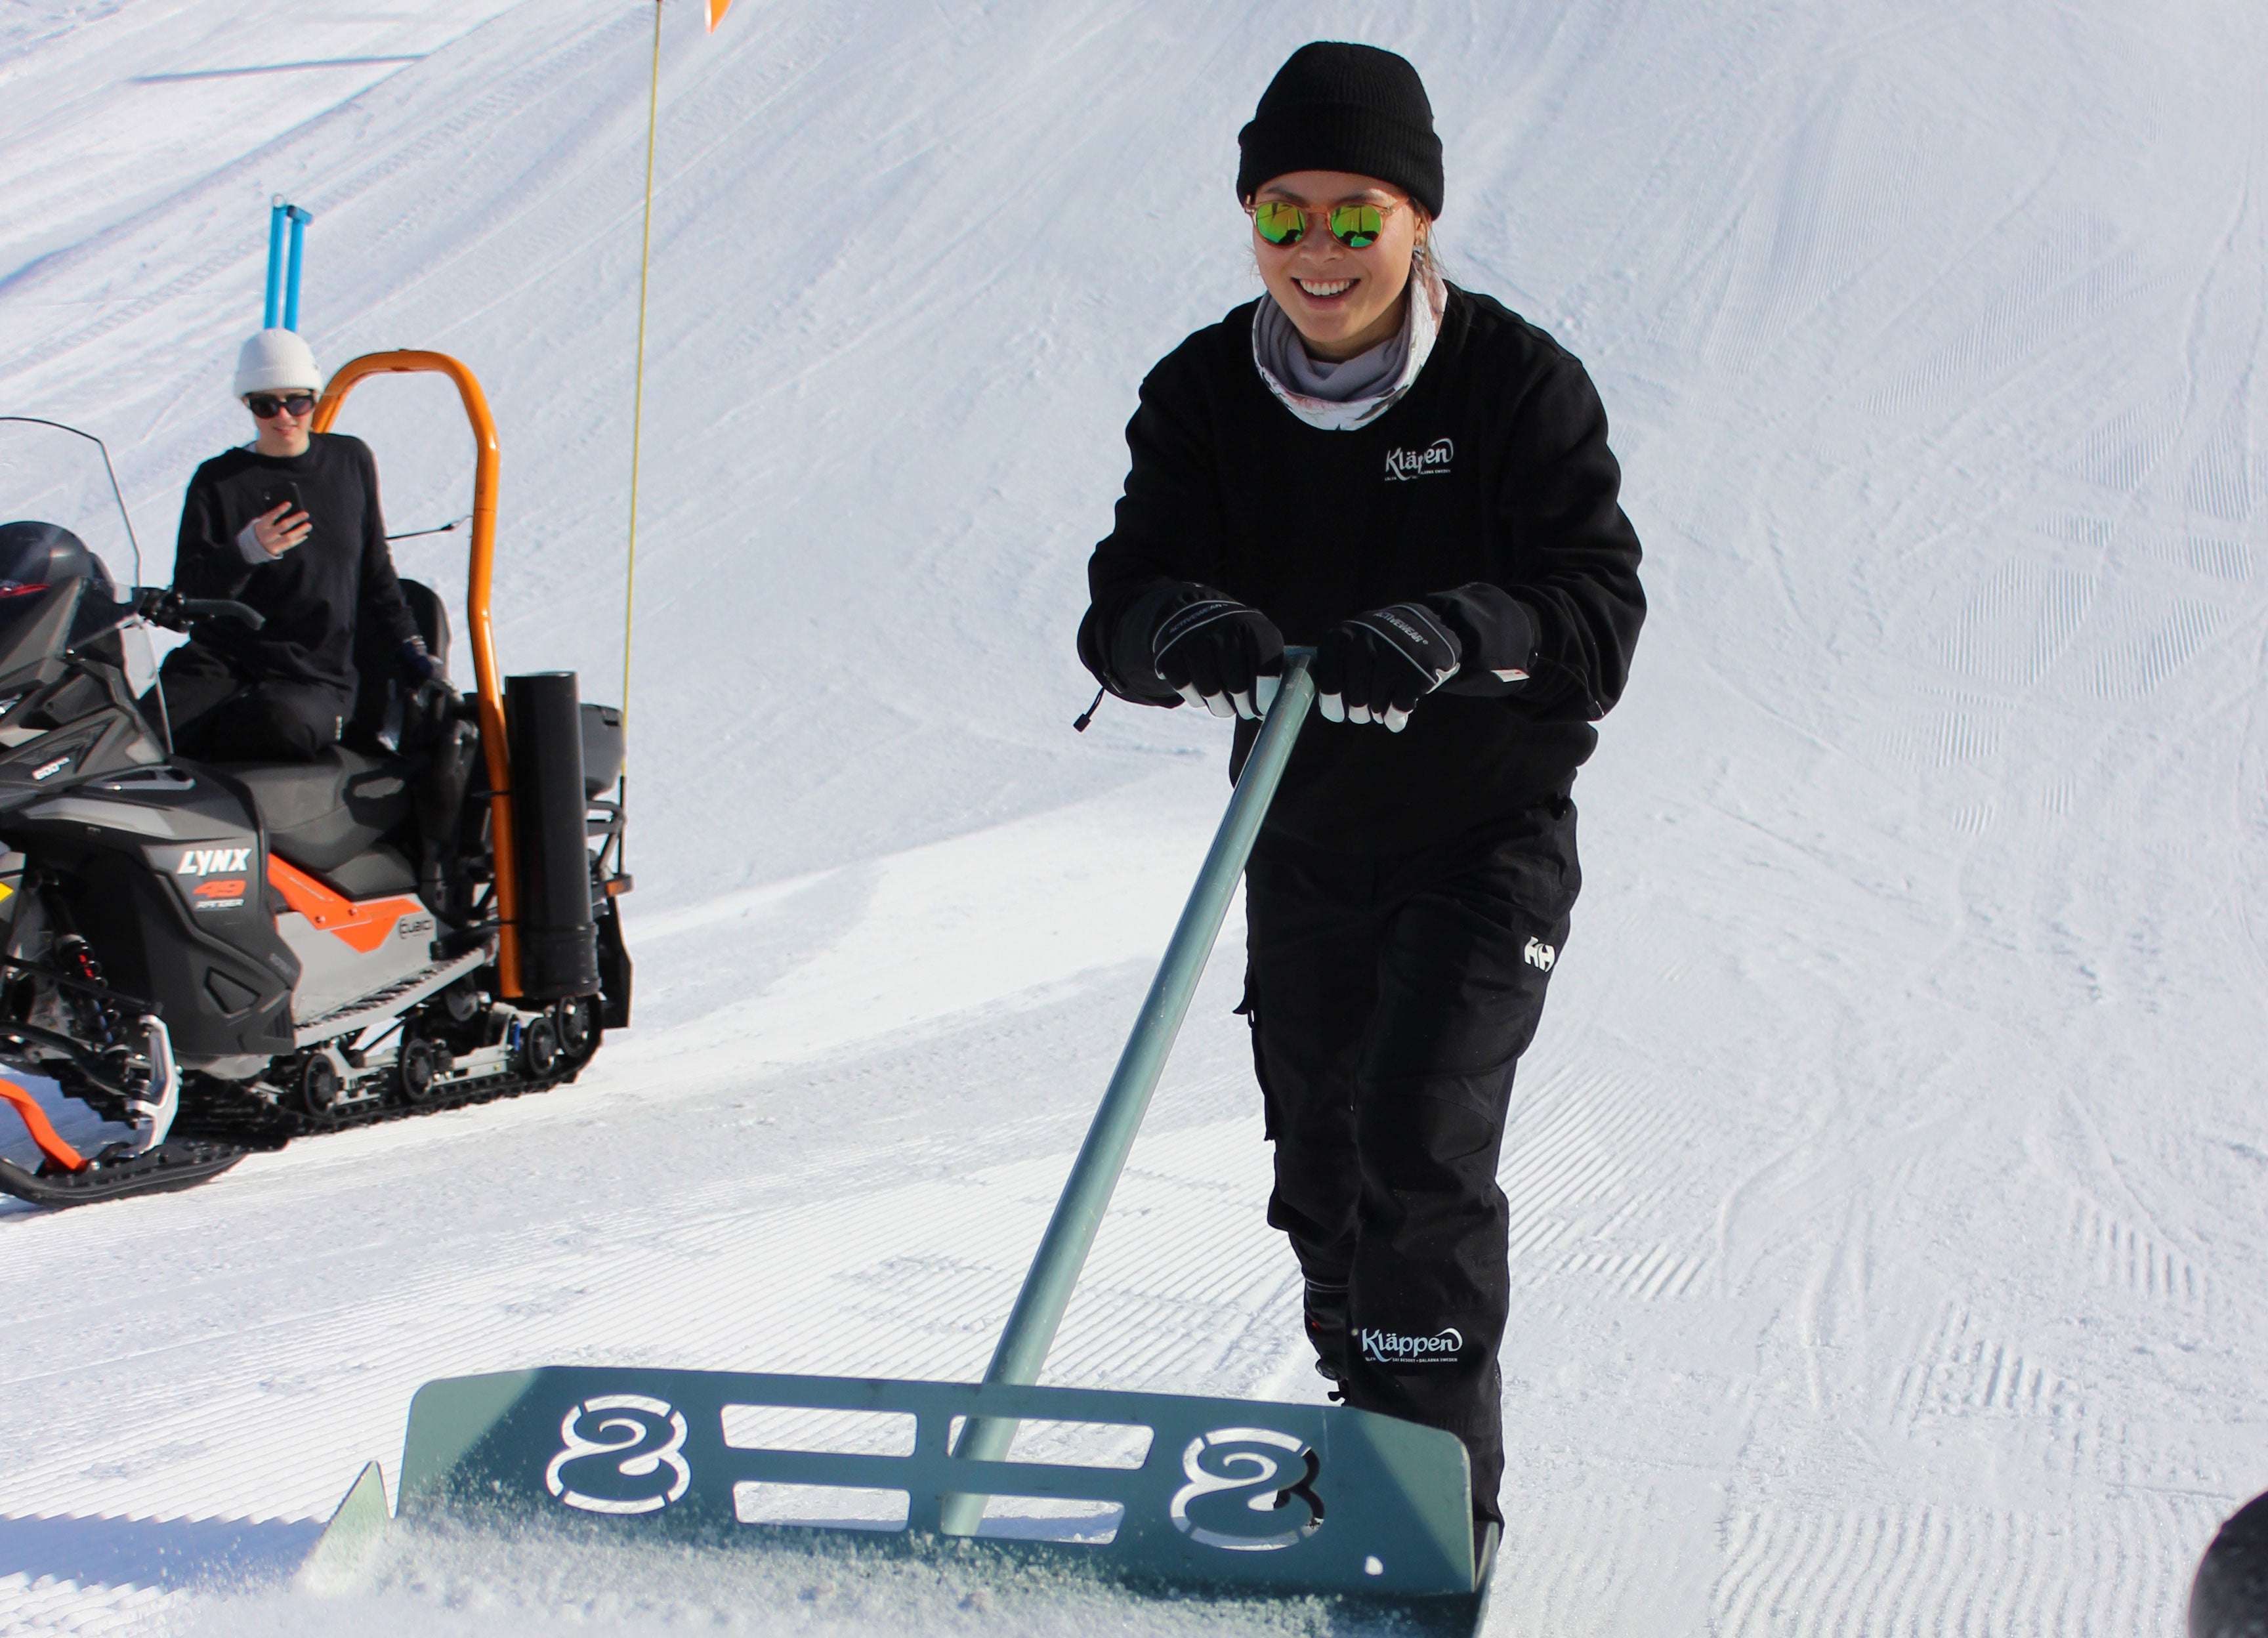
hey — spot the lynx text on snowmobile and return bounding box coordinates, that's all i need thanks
[0,358,631,1209]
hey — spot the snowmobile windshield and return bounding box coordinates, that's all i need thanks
[0,418,143,589]
[0,421,155,694]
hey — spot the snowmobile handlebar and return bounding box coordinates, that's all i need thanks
[134,589,265,633]
[176,598,265,631]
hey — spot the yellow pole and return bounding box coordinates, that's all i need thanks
[623,0,663,727]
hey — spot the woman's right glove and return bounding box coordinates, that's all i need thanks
[1151,595,1286,720]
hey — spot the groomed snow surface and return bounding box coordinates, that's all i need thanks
[1,0,2264,1632]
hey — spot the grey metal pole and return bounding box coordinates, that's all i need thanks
[940,653,1315,1536]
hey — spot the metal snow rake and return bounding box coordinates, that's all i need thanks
[303,652,1497,1631]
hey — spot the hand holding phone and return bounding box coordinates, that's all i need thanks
[251,482,310,557]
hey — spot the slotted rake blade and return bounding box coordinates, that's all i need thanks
[305,658,1498,1629]
[309,1365,1491,1629]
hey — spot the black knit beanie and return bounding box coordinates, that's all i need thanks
[1236,42,1444,220]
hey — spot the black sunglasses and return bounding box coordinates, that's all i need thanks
[245,392,317,419]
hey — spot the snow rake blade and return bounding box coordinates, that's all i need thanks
[305,1365,1490,1629]
[294,1460,388,1593]
[307,655,1495,1626]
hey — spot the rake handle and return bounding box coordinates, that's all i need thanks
[939,650,1316,1534]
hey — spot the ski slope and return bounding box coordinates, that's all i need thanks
[1,0,2265,1631]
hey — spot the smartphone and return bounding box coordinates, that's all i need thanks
[256,480,304,518]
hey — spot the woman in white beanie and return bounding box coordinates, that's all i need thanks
[158,329,435,761]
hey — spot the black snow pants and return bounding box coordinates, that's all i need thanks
[1241,794,1579,1525]
[154,642,348,763]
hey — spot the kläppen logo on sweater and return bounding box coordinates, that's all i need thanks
[1383,437,1453,480]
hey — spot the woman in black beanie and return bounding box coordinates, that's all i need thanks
[1077,41,1645,1541]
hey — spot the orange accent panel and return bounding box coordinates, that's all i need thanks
[314,350,521,996]
[268,855,421,955]
[0,1078,85,1173]
[707,0,734,30]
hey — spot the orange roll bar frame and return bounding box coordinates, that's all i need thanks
[312,351,522,996]
[0,1078,85,1173]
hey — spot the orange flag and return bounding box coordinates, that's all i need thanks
[707,0,732,30]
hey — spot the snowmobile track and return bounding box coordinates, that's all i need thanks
[174,1051,599,1152]
[0,1049,599,1208]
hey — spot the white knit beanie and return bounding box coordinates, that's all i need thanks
[232,328,324,398]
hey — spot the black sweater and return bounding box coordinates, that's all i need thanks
[173,432,419,698]
[1080,285,1646,854]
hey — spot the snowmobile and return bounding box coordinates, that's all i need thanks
[0,353,631,1209]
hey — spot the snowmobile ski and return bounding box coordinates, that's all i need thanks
[0,1134,245,1209]
[0,1060,244,1207]
[0,1143,248,1207]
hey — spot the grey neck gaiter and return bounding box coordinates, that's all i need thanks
[1250,259,1447,432]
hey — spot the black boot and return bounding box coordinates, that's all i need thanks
[1473,1514,1500,1577]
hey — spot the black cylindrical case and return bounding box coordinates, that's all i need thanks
[506,671,600,999]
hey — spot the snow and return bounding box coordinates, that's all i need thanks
[0,0,2264,1632]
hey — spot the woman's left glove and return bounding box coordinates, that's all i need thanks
[1313,603,1462,732]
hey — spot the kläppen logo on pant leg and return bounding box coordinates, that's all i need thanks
[1356,1325,1465,1365]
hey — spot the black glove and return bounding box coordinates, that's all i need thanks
[397,635,442,686]
[1151,595,1285,721]
[1313,602,1462,732]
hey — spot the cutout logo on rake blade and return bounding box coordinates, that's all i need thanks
[1169,1427,1325,1551]
[544,1395,692,1515]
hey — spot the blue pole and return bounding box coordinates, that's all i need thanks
[262,201,286,328]
[282,205,312,331]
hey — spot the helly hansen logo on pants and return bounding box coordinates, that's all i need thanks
[1524,938,1557,971]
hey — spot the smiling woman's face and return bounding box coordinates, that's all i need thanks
[1248,169,1425,362]
[245,390,315,457]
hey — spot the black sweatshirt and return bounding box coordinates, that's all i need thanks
[172,432,419,698]
[1080,285,1646,854]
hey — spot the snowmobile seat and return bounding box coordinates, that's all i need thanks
[347,578,450,751]
[219,747,413,876]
